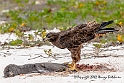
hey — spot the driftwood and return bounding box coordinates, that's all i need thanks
[4,63,68,78]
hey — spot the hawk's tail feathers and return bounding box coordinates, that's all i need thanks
[100,20,114,29]
[97,28,119,34]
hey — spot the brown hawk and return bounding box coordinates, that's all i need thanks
[43,20,118,71]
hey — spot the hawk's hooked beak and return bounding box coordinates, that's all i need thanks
[43,37,50,42]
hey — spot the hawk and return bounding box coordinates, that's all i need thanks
[43,20,118,71]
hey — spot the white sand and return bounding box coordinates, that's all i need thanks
[0,44,124,83]
[0,33,124,83]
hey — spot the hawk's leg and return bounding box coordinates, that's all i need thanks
[67,45,82,71]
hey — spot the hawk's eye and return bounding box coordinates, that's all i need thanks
[46,34,49,37]
[46,33,51,38]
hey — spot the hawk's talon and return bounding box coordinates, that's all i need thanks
[65,62,78,72]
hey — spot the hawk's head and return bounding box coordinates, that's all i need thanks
[43,32,59,42]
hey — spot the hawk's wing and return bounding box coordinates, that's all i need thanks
[73,24,87,29]
[59,20,115,48]
[59,24,99,48]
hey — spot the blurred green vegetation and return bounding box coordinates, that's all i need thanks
[0,0,123,47]
[0,0,124,31]
[9,39,23,46]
